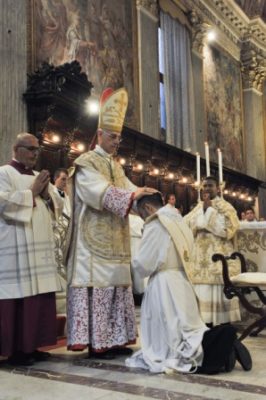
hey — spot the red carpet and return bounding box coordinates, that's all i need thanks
[39,316,67,351]
[39,337,67,351]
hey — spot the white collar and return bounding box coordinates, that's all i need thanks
[94,145,112,160]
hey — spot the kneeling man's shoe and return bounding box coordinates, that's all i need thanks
[234,340,252,371]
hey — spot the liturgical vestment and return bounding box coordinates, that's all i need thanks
[0,161,62,356]
[126,205,208,373]
[67,145,137,351]
[184,197,241,325]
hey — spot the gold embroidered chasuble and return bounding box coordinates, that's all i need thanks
[68,147,136,288]
[184,197,240,284]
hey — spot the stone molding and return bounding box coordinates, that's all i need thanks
[177,0,266,60]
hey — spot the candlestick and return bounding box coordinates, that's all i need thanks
[205,142,210,176]
[196,152,200,184]
[217,148,223,184]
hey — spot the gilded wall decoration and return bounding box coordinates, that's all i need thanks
[30,0,138,127]
[203,44,244,171]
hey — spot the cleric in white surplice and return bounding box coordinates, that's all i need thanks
[0,133,62,366]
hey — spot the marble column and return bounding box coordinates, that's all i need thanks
[241,41,266,181]
[136,0,160,139]
[0,0,28,165]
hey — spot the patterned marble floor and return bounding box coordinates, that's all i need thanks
[0,321,266,400]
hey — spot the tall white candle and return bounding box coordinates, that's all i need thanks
[196,152,200,183]
[205,142,210,176]
[217,148,223,184]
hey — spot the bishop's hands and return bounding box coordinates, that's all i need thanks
[202,192,212,212]
[134,186,158,200]
[31,170,51,199]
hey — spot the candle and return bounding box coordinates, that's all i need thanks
[196,152,200,184]
[217,148,223,184]
[205,142,210,176]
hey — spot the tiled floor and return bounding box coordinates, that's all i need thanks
[0,319,266,400]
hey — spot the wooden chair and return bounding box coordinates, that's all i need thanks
[212,252,266,341]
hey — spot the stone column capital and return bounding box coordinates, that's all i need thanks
[241,41,266,92]
[187,9,210,56]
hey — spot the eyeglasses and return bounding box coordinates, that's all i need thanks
[103,131,123,143]
[17,145,40,153]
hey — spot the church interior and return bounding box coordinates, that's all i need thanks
[0,0,266,399]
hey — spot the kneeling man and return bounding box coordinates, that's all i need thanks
[126,193,251,374]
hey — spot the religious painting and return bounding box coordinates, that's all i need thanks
[203,45,244,171]
[30,0,138,127]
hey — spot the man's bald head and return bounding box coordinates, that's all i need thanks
[13,133,40,168]
[14,133,37,149]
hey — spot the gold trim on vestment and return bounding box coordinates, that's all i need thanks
[184,197,241,284]
[77,151,131,261]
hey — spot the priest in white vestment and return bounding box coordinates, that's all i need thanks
[165,193,181,214]
[184,176,241,325]
[126,193,252,374]
[126,193,208,373]
[67,88,156,358]
[0,133,62,366]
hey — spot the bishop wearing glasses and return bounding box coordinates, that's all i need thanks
[0,133,62,365]
[67,88,156,358]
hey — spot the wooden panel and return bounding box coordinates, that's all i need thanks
[144,175,159,190]
[159,180,174,194]
[37,147,61,174]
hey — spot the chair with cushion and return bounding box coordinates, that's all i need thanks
[212,252,266,340]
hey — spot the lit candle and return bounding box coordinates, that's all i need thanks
[205,142,210,176]
[196,152,200,184]
[217,148,223,184]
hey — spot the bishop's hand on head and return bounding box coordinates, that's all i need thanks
[134,187,158,200]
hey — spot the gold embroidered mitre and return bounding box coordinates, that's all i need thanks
[98,87,128,134]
